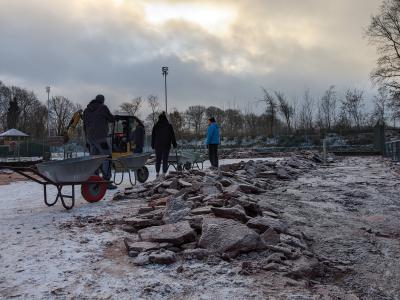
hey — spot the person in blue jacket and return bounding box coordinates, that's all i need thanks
[206,117,220,168]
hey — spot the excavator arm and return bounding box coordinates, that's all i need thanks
[63,109,83,144]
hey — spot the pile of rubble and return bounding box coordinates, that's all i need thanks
[219,149,288,159]
[114,153,326,277]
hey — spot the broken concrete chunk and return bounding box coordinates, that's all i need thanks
[124,217,162,229]
[184,215,205,231]
[161,180,173,188]
[219,179,232,187]
[246,216,288,234]
[148,250,177,264]
[163,195,192,224]
[260,228,280,247]
[182,248,210,260]
[124,238,171,252]
[132,252,150,265]
[149,196,170,208]
[210,205,249,223]
[280,234,307,250]
[238,184,265,194]
[138,207,154,214]
[200,184,220,196]
[231,197,263,217]
[165,188,180,195]
[178,179,192,188]
[138,221,196,246]
[121,225,137,233]
[181,241,197,250]
[265,252,286,264]
[191,206,213,215]
[206,198,224,207]
[198,217,260,257]
[286,257,320,279]
[276,169,291,180]
[187,195,205,203]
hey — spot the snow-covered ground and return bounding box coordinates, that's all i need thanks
[4,156,398,299]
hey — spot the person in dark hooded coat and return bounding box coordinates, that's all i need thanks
[132,117,145,153]
[83,94,116,189]
[151,112,177,177]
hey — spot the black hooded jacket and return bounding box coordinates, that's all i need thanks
[151,115,177,150]
[132,123,145,149]
[83,99,114,142]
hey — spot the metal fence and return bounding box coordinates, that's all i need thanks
[385,140,400,161]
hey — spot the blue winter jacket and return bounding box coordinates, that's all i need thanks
[206,122,220,145]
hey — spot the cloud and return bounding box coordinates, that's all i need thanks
[0,0,382,114]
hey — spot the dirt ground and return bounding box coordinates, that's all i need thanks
[0,172,25,185]
[1,156,400,299]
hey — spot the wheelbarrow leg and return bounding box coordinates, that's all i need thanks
[128,169,136,186]
[43,184,58,207]
[57,185,75,210]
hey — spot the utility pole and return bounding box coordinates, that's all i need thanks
[46,86,50,137]
[162,66,168,114]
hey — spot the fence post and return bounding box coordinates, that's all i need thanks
[323,138,327,165]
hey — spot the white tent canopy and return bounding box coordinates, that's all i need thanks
[0,128,29,137]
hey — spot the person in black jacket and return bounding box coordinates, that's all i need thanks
[132,117,145,153]
[151,112,177,177]
[83,94,116,189]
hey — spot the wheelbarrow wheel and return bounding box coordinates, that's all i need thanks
[136,166,149,183]
[184,162,192,170]
[81,175,107,203]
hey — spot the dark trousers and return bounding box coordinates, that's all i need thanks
[208,144,219,168]
[155,147,170,174]
[89,139,112,180]
[133,146,143,154]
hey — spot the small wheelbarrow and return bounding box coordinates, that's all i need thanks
[112,153,150,186]
[168,150,206,171]
[0,155,110,210]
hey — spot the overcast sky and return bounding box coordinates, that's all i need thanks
[0,0,382,114]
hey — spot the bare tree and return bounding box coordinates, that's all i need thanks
[260,88,278,137]
[319,86,337,130]
[275,91,294,133]
[373,86,391,123]
[206,106,225,124]
[243,112,259,137]
[147,95,160,128]
[168,109,185,139]
[299,89,314,132]
[0,81,12,131]
[120,96,143,116]
[49,96,76,136]
[30,103,48,138]
[224,109,243,138]
[366,0,400,92]
[185,105,206,141]
[342,88,365,129]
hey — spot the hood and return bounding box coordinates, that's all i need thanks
[86,99,103,112]
[157,115,169,126]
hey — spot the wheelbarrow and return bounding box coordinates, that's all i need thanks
[0,155,110,210]
[112,153,151,186]
[168,150,206,171]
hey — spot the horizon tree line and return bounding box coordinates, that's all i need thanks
[0,79,397,142]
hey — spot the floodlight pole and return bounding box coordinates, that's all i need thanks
[162,66,168,114]
[46,86,50,137]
